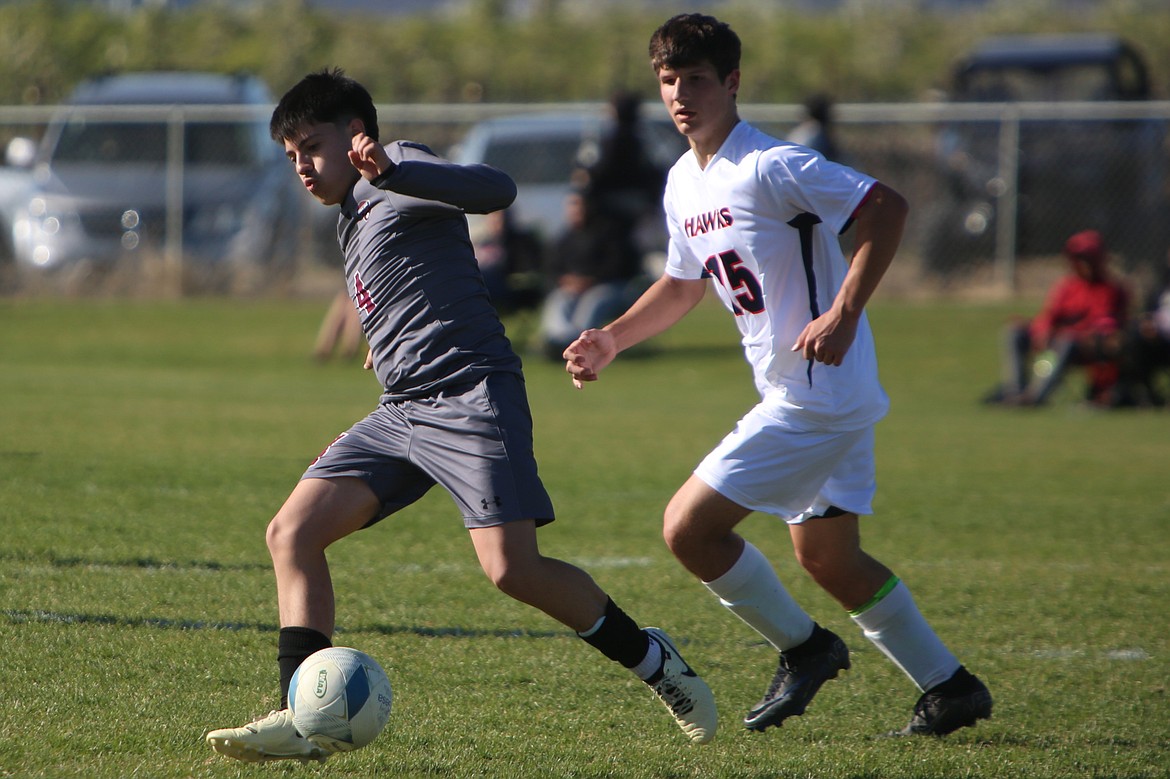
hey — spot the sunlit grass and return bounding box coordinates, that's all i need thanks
[1,296,1166,778]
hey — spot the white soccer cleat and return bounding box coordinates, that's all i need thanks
[205,708,332,763]
[643,627,718,744]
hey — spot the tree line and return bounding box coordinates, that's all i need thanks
[2,0,1169,107]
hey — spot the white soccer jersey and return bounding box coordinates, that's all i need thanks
[663,120,889,431]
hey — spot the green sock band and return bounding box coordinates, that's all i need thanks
[848,575,901,617]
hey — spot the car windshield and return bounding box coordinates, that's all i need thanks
[480,136,586,185]
[51,119,260,166]
[962,64,1116,102]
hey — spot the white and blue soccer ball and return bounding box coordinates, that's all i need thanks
[289,647,393,752]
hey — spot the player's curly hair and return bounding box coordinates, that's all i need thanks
[648,14,741,82]
[270,67,379,143]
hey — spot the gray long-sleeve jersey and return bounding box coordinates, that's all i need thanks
[337,141,522,402]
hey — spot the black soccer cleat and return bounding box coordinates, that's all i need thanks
[743,625,850,732]
[887,666,992,737]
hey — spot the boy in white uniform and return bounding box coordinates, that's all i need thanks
[564,13,992,737]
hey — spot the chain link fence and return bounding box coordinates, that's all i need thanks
[3,100,1169,297]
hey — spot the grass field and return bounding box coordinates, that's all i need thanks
[1,295,1167,779]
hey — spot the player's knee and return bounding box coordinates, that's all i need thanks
[662,506,714,562]
[794,544,862,591]
[265,514,296,559]
[489,570,538,602]
[794,546,829,582]
[265,511,319,559]
[480,556,537,600]
[794,536,840,570]
[661,508,687,555]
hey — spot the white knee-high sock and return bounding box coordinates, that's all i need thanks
[703,541,814,652]
[850,577,960,691]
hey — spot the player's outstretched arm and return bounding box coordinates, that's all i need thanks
[564,329,617,389]
[564,274,706,389]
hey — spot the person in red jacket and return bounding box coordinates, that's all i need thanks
[985,229,1130,406]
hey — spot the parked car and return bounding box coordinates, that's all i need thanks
[451,110,688,246]
[4,71,301,285]
[924,34,1168,272]
[0,138,35,281]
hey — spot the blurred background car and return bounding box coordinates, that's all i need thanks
[451,110,688,249]
[4,71,301,288]
[0,137,35,284]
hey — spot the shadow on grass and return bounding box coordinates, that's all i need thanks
[2,608,566,640]
[5,551,570,640]
[2,550,270,572]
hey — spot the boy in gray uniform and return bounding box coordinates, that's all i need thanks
[204,69,715,763]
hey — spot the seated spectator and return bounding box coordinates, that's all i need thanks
[1116,249,1170,406]
[984,229,1130,407]
[471,207,545,314]
[539,190,644,359]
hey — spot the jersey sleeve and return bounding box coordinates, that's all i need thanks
[758,145,874,235]
[375,141,517,216]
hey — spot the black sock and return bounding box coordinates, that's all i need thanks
[785,623,832,658]
[278,626,332,708]
[926,665,975,696]
[578,598,650,669]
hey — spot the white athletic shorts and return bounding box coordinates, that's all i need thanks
[692,405,876,525]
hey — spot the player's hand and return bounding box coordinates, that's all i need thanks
[349,133,393,181]
[564,329,617,389]
[364,348,373,370]
[791,311,858,367]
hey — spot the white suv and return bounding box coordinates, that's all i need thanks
[6,71,301,283]
[452,110,687,245]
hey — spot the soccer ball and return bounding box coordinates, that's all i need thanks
[289,647,393,752]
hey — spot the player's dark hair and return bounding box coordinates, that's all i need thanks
[269,67,379,143]
[648,14,741,82]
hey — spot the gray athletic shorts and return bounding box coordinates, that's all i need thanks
[302,372,554,529]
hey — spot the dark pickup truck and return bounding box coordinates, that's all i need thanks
[924,34,1167,273]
